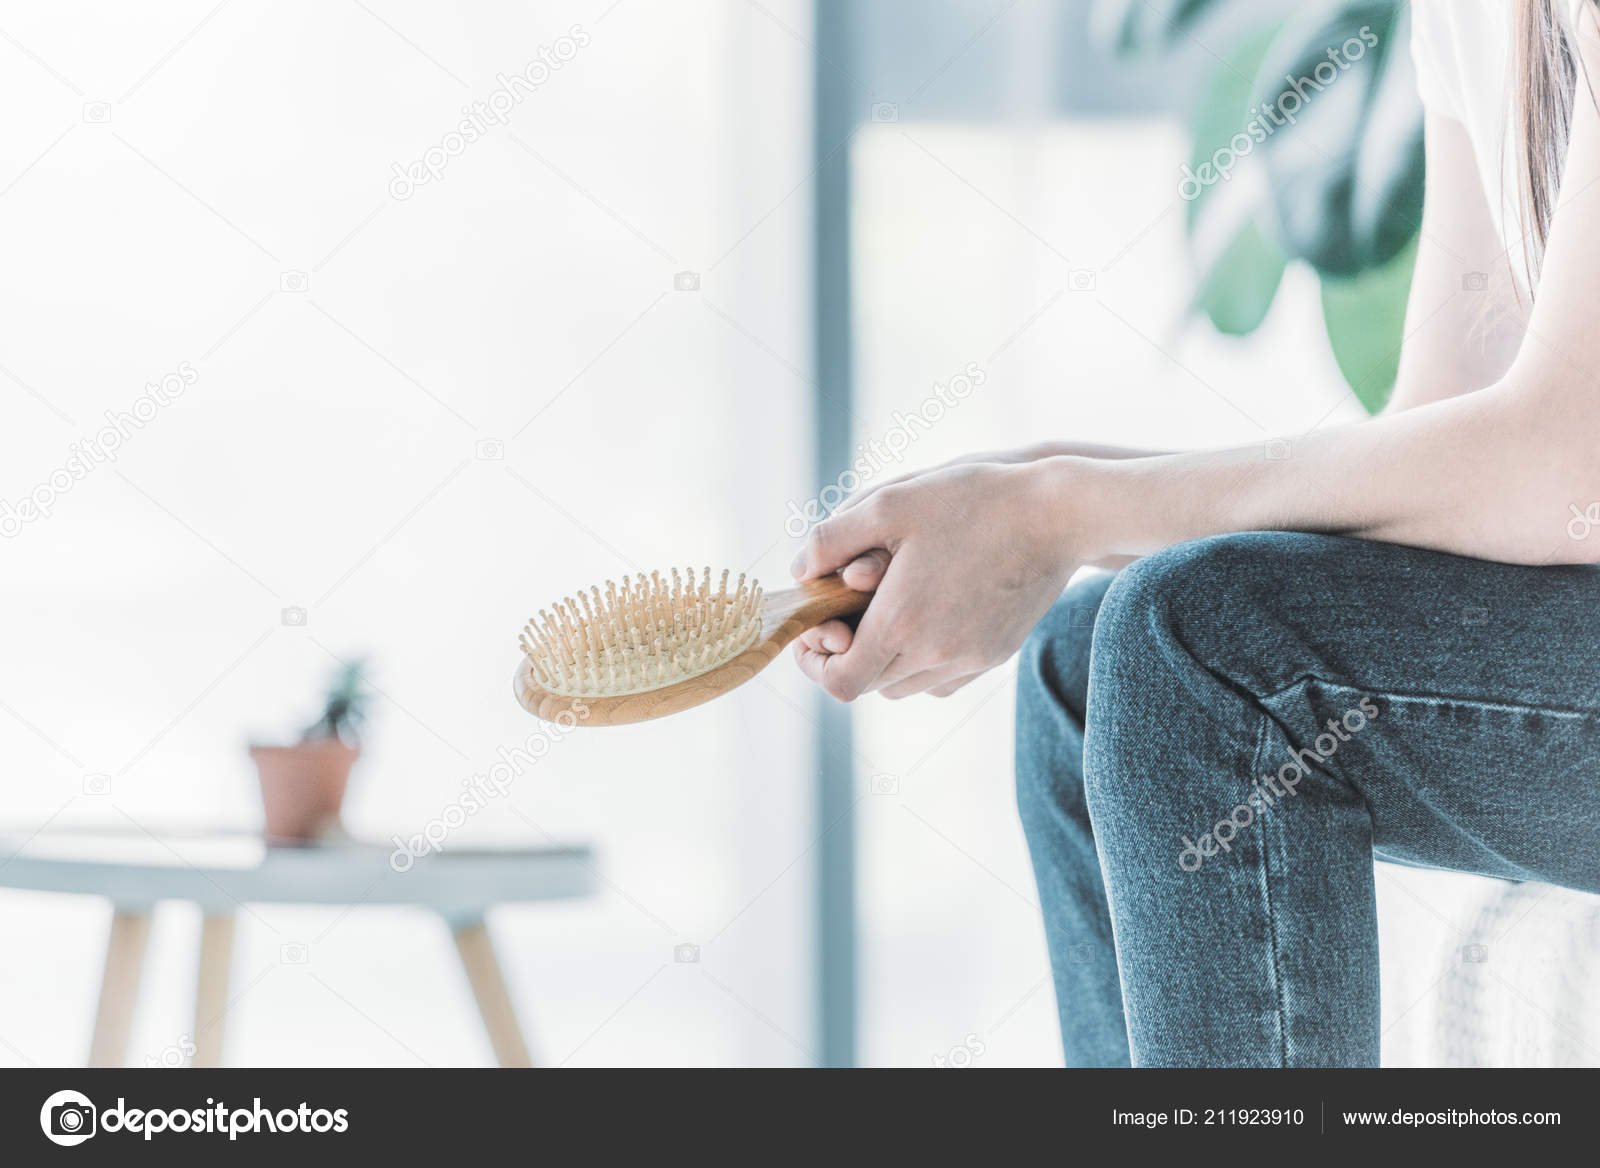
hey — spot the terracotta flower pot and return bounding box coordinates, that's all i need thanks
[250,739,360,842]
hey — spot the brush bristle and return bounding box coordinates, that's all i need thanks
[519,566,764,697]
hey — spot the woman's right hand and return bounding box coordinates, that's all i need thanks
[829,440,1162,521]
[790,441,1159,681]
[790,449,1039,666]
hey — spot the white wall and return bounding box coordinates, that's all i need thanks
[849,119,1364,1066]
[0,0,1490,1070]
[0,0,816,1068]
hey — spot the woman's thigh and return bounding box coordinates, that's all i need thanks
[1088,531,1600,893]
[1080,532,1600,1064]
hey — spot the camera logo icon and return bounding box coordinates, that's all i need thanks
[1264,438,1292,461]
[870,772,899,795]
[1461,271,1488,292]
[475,438,505,461]
[82,102,112,124]
[1461,606,1489,627]
[673,271,700,292]
[281,606,308,627]
[673,942,700,963]
[870,101,899,122]
[1067,942,1097,965]
[40,1090,97,1146]
[279,270,309,293]
[1460,943,1489,963]
[1069,268,1097,292]
[82,773,112,796]
[280,941,309,964]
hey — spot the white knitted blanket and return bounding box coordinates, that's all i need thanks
[1378,866,1600,1067]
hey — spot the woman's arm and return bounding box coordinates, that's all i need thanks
[1383,112,1529,413]
[968,441,1166,462]
[790,18,1600,702]
[1067,30,1600,570]
[1056,363,1593,567]
[829,112,1513,540]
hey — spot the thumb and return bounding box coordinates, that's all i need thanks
[790,499,891,580]
[839,549,889,591]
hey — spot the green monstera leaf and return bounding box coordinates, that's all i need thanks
[1194,218,1288,335]
[1185,23,1287,334]
[1250,1,1424,275]
[1099,0,1425,407]
[1094,0,1229,54]
[1320,233,1418,413]
[1184,22,1279,226]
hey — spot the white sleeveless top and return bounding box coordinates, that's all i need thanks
[1410,0,1589,272]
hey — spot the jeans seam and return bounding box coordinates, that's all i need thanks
[1248,709,1290,1068]
[1257,673,1600,722]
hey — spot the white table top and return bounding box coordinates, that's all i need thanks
[0,827,595,917]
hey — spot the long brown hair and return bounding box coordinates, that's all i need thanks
[1512,0,1594,290]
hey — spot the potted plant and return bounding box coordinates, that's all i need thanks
[250,660,370,842]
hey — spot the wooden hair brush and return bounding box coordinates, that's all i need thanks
[513,566,872,726]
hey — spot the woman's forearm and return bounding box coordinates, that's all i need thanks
[1046,375,1600,568]
[1003,440,1168,463]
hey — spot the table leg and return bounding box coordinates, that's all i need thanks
[192,913,235,1068]
[89,909,152,1067]
[452,921,533,1067]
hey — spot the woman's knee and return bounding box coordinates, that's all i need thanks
[1082,533,1341,825]
[1089,531,1340,682]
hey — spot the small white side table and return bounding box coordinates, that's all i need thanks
[0,828,595,1068]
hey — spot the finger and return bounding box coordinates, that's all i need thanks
[878,666,966,700]
[792,639,833,685]
[790,498,893,581]
[795,631,893,699]
[814,610,900,701]
[839,549,889,592]
[835,470,914,514]
[862,651,930,693]
[792,630,839,671]
[927,672,984,698]
[835,453,983,515]
[798,619,854,655]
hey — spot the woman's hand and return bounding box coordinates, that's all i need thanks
[830,440,1161,525]
[789,459,1082,700]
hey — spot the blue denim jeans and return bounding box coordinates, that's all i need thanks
[1015,532,1600,1067]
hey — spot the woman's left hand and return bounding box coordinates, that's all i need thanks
[789,459,1082,700]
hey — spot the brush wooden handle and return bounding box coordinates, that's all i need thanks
[513,573,872,727]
